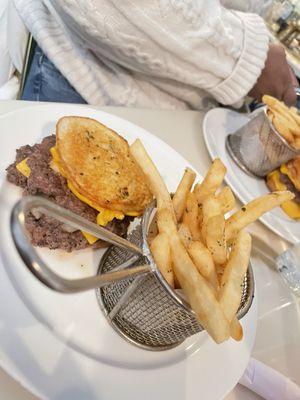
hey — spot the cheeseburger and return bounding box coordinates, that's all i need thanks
[266,156,300,220]
[6,116,152,251]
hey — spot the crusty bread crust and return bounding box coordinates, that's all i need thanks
[56,116,152,213]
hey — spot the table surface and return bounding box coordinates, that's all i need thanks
[0,100,299,400]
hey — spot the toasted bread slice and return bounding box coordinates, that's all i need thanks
[56,116,152,214]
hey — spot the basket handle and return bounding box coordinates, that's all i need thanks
[10,196,150,293]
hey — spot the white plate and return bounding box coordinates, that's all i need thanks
[203,108,300,244]
[0,104,257,400]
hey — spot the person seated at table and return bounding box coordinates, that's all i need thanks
[14,0,297,108]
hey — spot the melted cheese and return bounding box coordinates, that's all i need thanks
[268,170,300,219]
[280,163,300,191]
[16,158,31,177]
[81,231,99,245]
[281,201,300,219]
[67,180,124,221]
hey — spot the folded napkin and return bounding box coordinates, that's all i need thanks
[239,358,300,400]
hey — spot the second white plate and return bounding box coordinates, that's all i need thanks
[203,108,299,244]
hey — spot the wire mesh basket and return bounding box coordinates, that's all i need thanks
[96,222,254,350]
[226,108,300,178]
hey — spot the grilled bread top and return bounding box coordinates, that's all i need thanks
[56,116,152,214]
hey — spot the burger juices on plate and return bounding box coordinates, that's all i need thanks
[6,117,152,251]
[266,156,300,220]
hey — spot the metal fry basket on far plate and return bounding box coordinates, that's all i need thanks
[226,108,300,178]
[10,196,255,351]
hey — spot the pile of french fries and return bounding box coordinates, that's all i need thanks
[263,94,300,149]
[130,139,294,344]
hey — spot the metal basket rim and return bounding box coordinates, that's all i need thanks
[245,108,300,155]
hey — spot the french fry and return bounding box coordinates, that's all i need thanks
[157,208,230,344]
[188,241,242,340]
[294,138,300,149]
[292,128,300,138]
[130,139,176,220]
[263,95,300,141]
[194,159,226,203]
[272,115,294,144]
[216,186,236,214]
[150,233,174,288]
[188,241,219,290]
[262,94,277,107]
[157,208,177,234]
[215,263,224,278]
[219,231,252,324]
[183,192,202,241]
[230,317,243,341]
[178,223,193,248]
[172,168,196,221]
[226,191,295,241]
[290,107,300,130]
[271,103,297,126]
[206,214,227,265]
[201,197,221,243]
[147,215,158,245]
[132,143,290,344]
[264,95,292,120]
[267,109,274,124]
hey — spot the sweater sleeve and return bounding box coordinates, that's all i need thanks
[221,0,273,17]
[107,0,269,105]
[50,0,270,105]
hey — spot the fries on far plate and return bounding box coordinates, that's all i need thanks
[130,140,293,344]
[263,95,300,148]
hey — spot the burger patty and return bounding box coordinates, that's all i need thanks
[6,135,130,252]
[279,172,300,204]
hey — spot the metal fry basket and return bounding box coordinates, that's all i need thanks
[11,196,255,351]
[96,223,254,350]
[226,108,300,178]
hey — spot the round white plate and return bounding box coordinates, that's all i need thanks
[0,104,257,400]
[203,108,300,245]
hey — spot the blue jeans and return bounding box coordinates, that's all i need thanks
[21,46,87,104]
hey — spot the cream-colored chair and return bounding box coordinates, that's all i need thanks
[17,34,36,99]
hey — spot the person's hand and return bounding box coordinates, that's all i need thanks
[249,44,297,106]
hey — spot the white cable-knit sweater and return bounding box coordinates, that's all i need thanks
[14,0,269,110]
